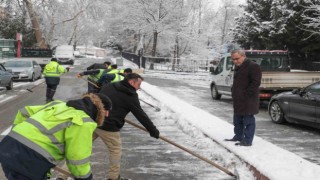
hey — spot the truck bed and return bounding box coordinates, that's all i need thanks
[261,71,320,89]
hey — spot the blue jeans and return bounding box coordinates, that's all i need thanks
[233,115,256,145]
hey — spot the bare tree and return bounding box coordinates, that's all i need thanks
[23,0,48,48]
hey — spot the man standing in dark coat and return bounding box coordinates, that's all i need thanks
[225,50,262,146]
[96,73,160,180]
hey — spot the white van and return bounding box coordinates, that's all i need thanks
[54,45,75,65]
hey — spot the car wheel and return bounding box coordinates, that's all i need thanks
[269,101,285,124]
[211,85,222,100]
[6,79,13,90]
[30,73,35,82]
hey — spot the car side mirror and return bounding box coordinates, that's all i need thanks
[231,65,235,71]
[209,66,215,73]
[7,69,12,73]
[292,88,299,94]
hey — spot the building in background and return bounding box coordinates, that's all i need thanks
[76,45,107,59]
[0,39,16,59]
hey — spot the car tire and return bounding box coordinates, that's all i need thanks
[6,79,13,90]
[30,73,35,82]
[269,101,286,124]
[211,85,222,100]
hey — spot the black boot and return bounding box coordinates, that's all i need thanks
[46,89,56,103]
[46,88,51,103]
[49,89,56,102]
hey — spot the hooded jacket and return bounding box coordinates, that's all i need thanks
[0,96,107,180]
[99,80,158,136]
[43,61,67,85]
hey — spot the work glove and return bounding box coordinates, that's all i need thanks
[96,82,102,87]
[76,73,83,78]
[149,128,160,139]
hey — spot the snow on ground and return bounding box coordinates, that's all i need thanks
[2,58,320,179]
[0,94,16,104]
[138,75,320,180]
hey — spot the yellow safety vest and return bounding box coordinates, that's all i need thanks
[43,61,66,77]
[10,101,96,179]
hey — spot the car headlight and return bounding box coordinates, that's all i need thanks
[19,70,29,76]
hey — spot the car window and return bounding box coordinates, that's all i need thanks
[5,61,32,67]
[306,82,320,94]
[214,58,224,75]
[226,57,233,71]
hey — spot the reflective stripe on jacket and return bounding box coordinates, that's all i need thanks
[10,101,96,179]
[108,69,124,83]
[43,61,66,77]
[88,69,106,83]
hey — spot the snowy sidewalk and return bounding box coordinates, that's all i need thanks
[141,82,320,180]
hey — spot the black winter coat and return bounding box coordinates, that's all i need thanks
[86,63,106,70]
[99,80,159,135]
[232,60,262,115]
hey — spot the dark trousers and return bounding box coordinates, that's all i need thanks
[2,165,34,180]
[46,84,58,101]
[88,82,100,93]
[47,84,58,90]
[233,114,256,145]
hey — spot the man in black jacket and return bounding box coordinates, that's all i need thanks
[96,73,159,180]
[86,61,111,92]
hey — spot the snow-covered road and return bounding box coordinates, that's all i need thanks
[1,57,320,179]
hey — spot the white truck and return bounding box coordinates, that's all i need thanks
[209,50,320,101]
[54,45,75,65]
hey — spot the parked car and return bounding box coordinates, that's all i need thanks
[268,81,320,128]
[0,63,13,90]
[3,59,42,82]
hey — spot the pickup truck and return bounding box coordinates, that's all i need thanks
[209,50,320,101]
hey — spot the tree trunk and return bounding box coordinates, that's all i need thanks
[23,0,48,48]
[68,20,78,45]
[198,0,202,35]
[221,6,229,46]
[172,34,179,71]
[149,30,158,70]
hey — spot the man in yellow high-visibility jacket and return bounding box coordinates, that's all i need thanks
[43,58,68,102]
[0,93,112,180]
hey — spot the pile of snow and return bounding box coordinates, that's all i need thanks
[140,82,320,180]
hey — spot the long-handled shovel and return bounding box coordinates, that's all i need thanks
[139,99,161,111]
[125,119,237,178]
[79,76,101,88]
[53,166,73,178]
